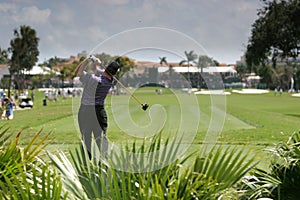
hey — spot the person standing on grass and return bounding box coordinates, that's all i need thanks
[4,97,16,120]
[75,55,120,158]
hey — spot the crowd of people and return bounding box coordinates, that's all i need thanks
[0,87,84,120]
[43,88,82,101]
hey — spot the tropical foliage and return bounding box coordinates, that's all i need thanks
[0,128,67,199]
[241,131,300,199]
[0,127,259,200]
[246,0,300,67]
[2,125,300,199]
[179,50,198,83]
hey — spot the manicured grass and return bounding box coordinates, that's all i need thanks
[1,90,77,144]
[1,88,299,169]
[224,91,300,144]
[2,88,299,144]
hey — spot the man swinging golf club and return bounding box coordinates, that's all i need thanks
[75,55,120,158]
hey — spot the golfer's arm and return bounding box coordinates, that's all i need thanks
[75,59,89,77]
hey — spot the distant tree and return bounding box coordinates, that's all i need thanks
[197,55,214,73]
[115,56,136,79]
[246,0,300,67]
[0,77,9,89]
[8,25,39,96]
[196,55,214,89]
[236,63,251,78]
[60,64,77,88]
[95,53,115,66]
[257,64,273,88]
[43,56,67,69]
[0,48,9,64]
[213,59,220,66]
[179,50,197,84]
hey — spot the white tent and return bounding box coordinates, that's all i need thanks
[158,66,237,74]
[23,66,59,75]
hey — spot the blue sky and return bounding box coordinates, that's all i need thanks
[0,0,262,64]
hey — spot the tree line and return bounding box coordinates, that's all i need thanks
[244,0,300,90]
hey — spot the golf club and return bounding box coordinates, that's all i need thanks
[112,76,149,111]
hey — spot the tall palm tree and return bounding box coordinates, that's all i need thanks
[159,56,168,66]
[196,55,213,89]
[179,50,197,86]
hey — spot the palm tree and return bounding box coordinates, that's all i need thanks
[196,55,213,89]
[179,50,197,86]
[159,56,168,66]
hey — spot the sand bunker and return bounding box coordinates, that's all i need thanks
[291,93,300,97]
[194,90,231,95]
[232,89,269,94]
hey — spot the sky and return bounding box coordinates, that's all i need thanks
[0,0,263,65]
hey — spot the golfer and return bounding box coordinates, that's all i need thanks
[75,56,120,158]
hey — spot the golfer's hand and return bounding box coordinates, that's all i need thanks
[89,55,101,64]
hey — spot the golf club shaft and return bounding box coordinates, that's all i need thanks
[113,76,143,105]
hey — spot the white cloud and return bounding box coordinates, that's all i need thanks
[12,6,51,24]
[0,2,16,12]
[86,0,130,6]
[0,3,50,24]
[0,0,263,64]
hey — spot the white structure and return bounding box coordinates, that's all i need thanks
[23,66,59,75]
[158,66,237,76]
[0,65,59,78]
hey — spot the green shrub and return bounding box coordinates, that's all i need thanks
[49,133,257,199]
[241,131,300,200]
[0,128,67,199]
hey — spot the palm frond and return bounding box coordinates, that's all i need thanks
[49,132,258,200]
[0,128,66,199]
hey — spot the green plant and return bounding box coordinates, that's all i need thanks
[241,131,300,200]
[0,127,67,199]
[49,133,257,199]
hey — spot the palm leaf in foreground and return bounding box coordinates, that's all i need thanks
[242,131,300,200]
[0,128,67,199]
[49,133,257,199]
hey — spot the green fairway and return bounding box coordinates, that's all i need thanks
[1,88,299,169]
[224,92,300,144]
[2,88,299,144]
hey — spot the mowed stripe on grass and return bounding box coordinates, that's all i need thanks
[1,88,299,146]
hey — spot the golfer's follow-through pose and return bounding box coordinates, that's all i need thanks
[75,55,120,158]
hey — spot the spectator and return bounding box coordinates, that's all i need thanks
[4,97,16,120]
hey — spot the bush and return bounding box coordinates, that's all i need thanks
[49,134,257,199]
[241,131,300,200]
[0,128,67,199]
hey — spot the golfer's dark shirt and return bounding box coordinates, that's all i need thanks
[79,70,112,106]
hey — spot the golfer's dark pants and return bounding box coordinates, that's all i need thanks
[78,105,108,157]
